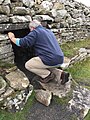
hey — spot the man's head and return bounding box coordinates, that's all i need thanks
[29,19,41,31]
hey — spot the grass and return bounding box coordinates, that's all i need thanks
[67,58,90,87]
[60,39,90,58]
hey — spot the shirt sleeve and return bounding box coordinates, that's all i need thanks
[19,30,36,48]
[16,38,20,46]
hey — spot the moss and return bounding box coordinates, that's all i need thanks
[0,60,15,69]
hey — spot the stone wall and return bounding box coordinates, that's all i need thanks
[0,0,90,62]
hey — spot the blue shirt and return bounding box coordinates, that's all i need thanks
[18,26,64,66]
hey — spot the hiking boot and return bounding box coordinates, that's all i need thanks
[60,71,69,85]
[39,72,55,83]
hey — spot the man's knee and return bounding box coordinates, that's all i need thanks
[25,61,33,70]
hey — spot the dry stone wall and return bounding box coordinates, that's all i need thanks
[0,0,90,62]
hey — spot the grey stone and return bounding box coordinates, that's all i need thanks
[10,16,30,23]
[57,9,67,18]
[3,0,11,5]
[2,84,33,112]
[5,69,30,90]
[35,89,52,106]
[0,23,29,32]
[11,7,30,15]
[0,5,10,15]
[0,0,4,5]
[0,44,13,55]
[22,0,35,8]
[34,15,54,22]
[69,86,90,120]
[0,87,14,99]
[0,34,8,41]
[0,76,7,95]
[41,1,53,11]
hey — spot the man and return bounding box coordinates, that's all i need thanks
[8,19,69,85]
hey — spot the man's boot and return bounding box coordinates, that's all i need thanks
[39,72,55,83]
[60,71,69,85]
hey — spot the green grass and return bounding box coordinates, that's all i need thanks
[53,90,73,105]
[67,58,90,86]
[61,39,90,58]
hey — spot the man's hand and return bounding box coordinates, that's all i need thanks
[8,32,16,44]
[8,32,15,40]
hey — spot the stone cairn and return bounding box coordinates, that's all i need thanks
[0,0,90,120]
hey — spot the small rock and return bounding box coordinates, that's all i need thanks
[35,89,52,106]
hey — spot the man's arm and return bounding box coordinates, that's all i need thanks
[8,32,20,46]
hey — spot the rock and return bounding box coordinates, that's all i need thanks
[0,76,7,95]
[79,48,87,53]
[41,1,53,11]
[10,15,30,23]
[5,69,30,90]
[0,44,13,55]
[11,7,30,15]
[35,89,52,106]
[2,84,33,112]
[57,9,67,18]
[34,15,54,22]
[68,86,90,120]
[0,23,29,32]
[3,0,11,5]
[53,2,64,10]
[0,87,14,100]
[0,0,4,5]
[0,34,8,41]
[0,5,10,15]
[22,0,35,8]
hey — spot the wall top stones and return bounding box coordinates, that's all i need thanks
[0,0,90,32]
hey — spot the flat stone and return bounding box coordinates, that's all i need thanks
[10,16,30,23]
[0,87,14,99]
[11,7,29,15]
[0,34,8,41]
[0,44,13,55]
[0,23,29,32]
[5,69,30,90]
[34,15,54,22]
[0,15,9,23]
